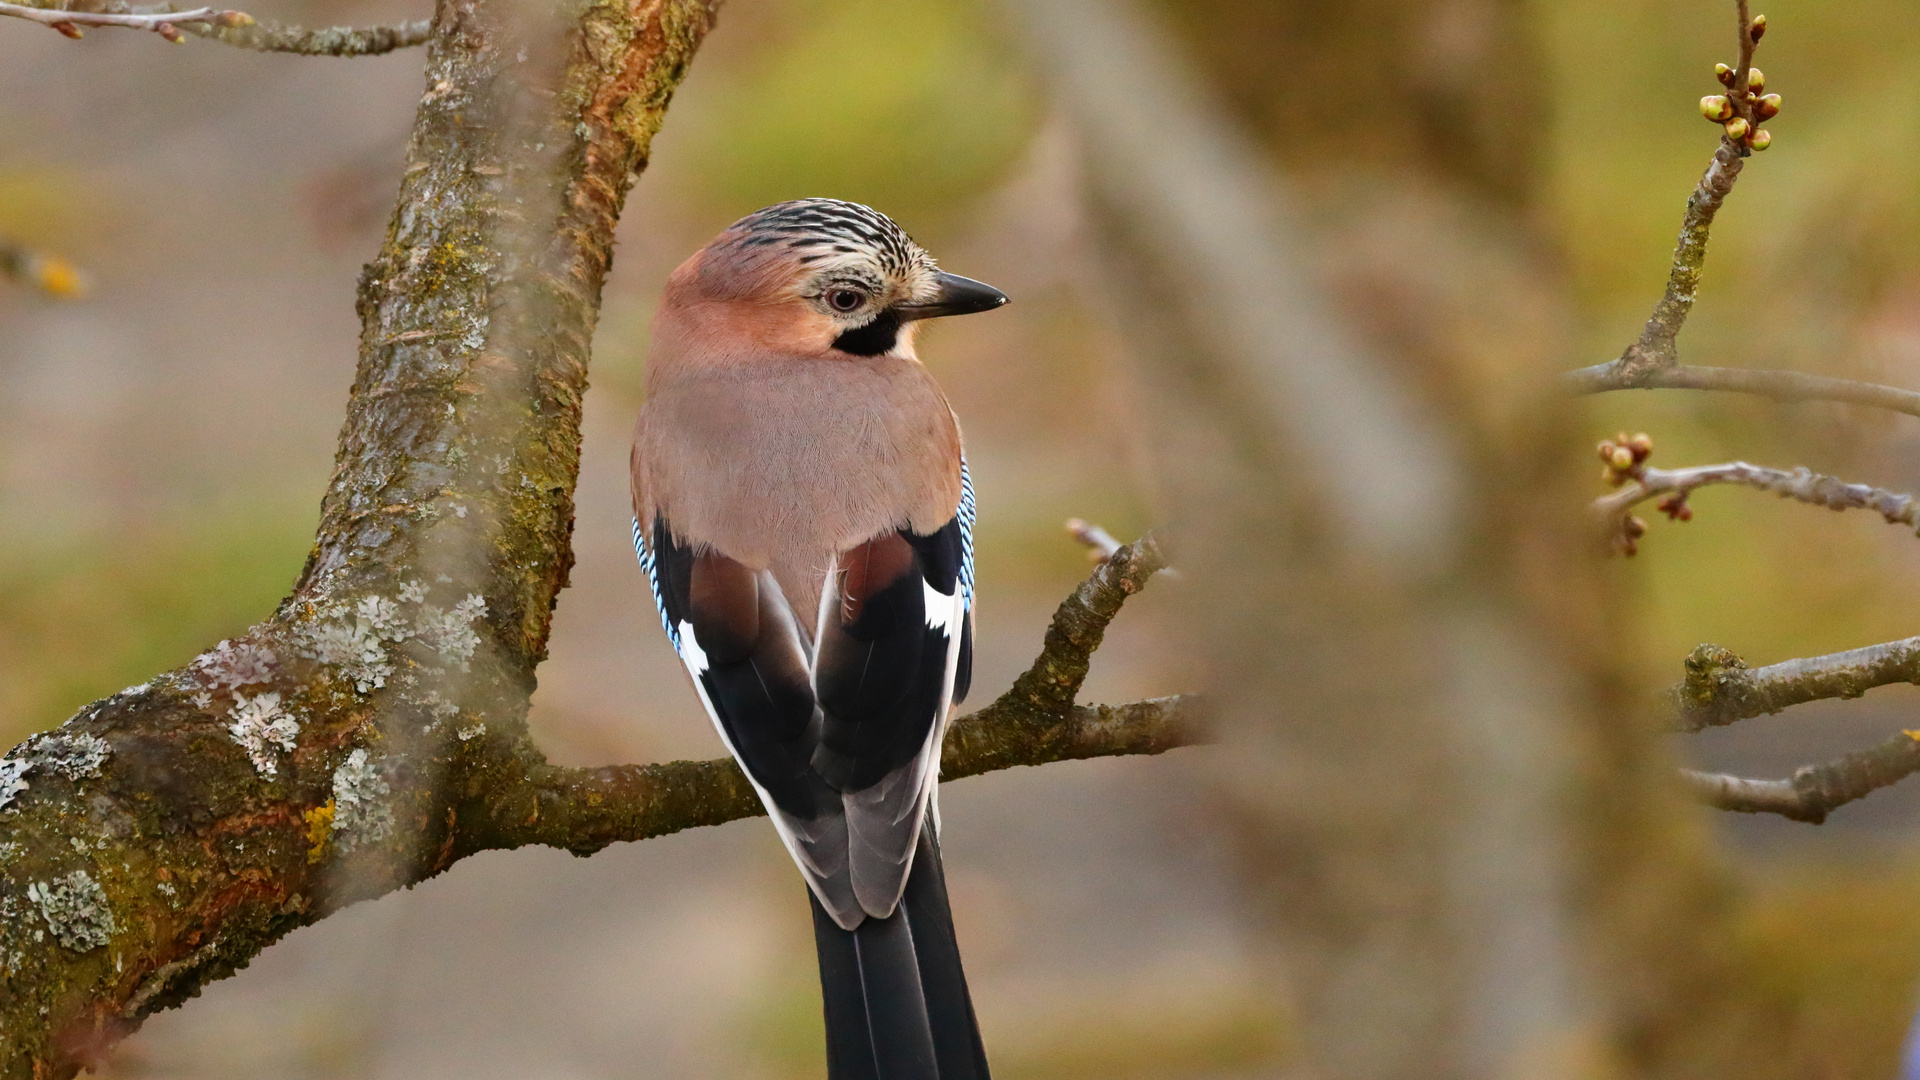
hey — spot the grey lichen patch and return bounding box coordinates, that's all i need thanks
[27,870,115,952]
[456,720,486,742]
[227,692,301,776]
[298,589,490,692]
[299,595,411,693]
[0,759,28,811]
[191,639,279,690]
[35,732,111,781]
[330,749,394,852]
[416,594,488,669]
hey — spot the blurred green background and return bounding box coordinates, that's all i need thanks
[6,0,1920,1075]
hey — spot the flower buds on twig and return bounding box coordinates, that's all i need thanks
[1700,95,1734,122]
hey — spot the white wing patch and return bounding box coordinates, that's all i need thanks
[922,578,962,635]
[675,619,709,674]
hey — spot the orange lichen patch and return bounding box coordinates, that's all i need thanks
[304,801,336,864]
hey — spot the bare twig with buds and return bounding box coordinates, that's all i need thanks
[1591,437,1920,554]
[0,0,249,41]
[1563,2,1920,824]
[1567,3,1780,387]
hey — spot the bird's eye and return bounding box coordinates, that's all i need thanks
[827,288,866,313]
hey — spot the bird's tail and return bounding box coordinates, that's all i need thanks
[810,824,990,1080]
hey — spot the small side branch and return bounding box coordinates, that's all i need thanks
[471,695,1205,856]
[1681,731,1920,823]
[1674,638,1920,732]
[0,1,244,40]
[188,17,430,56]
[0,0,427,53]
[1610,142,1745,381]
[1594,460,1920,541]
[1567,363,1920,420]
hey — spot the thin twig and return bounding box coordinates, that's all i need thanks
[1606,144,1745,382]
[1595,460,1920,536]
[0,0,242,40]
[1681,730,1920,823]
[0,0,427,53]
[188,17,430,56]
[1066,517,1124,561]
[1567,363,1920,419]
[1673,638,1920,732]
[1574,0,1771,386]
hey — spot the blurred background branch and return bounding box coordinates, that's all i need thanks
[0,0,425,53]
[0,234,84,297]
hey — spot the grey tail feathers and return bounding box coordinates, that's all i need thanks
[810,823,990,1080]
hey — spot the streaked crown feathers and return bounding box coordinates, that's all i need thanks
[701,198,941,307]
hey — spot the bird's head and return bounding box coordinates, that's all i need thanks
[662,199,1008,362]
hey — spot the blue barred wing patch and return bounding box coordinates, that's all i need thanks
[958,456,976,609]
[632,516,680,650]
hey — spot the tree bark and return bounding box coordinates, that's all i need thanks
[0,2,718,1073]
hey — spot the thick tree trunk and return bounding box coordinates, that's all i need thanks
[0,2,719,1073]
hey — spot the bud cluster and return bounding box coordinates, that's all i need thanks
[1699,14,1780,151]
[1597,431,1653,486]
[1597,432,1658,556]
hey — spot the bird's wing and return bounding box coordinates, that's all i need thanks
[633,515,861,921]
[811,467,974,919]
[634,462,976,929]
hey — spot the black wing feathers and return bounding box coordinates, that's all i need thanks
[649,519,824,818]
[812,519,965,792]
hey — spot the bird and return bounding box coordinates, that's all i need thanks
[630,198,1008,1079]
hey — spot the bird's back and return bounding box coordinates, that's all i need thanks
[632,350,962,622]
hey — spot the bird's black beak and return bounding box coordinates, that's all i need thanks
[892,272,1009,322]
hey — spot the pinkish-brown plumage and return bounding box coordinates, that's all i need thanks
[630,199,1006,1080]
[631,242,963,621]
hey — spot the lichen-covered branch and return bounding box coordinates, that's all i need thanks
[187,17,430,56]
[1601,142,1745,382]
[1681,731,1920,823]
[1672,638,1920,732]
[0,0,724,1073]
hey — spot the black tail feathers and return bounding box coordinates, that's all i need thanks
[810,826,990,1080]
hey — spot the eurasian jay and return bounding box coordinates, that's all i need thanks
[630,199,1007,1079]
